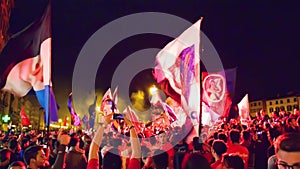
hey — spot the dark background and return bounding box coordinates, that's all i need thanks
[8,0,300,116]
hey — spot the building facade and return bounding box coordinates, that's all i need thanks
[250,100,265,117]
[250,95,300,117]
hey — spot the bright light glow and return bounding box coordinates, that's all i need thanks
[149,85,158,95]
[95,106,101,112]
[58,118,62,123]
[50,124,68,129]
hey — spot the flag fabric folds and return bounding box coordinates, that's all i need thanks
[237,94,250,124]
[154,19,202,127]
[154,18,202,95]
[179,45,200,126]
[68,93,81,126]
[88,96,97,129]
[202,68,236,120]
[20,107,31,126]
[0,2,58,123]
[82,114,89,129]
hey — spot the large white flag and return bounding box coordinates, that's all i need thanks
[154,18,202,95]
[154,19,202,136]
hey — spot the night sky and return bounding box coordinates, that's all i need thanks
[8,0,300,115]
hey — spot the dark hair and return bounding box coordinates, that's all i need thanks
[103,148,121,169]
[213,132,219,139]
[218,133,228,143]
[222,154,244,169]
[8,161,26,168]
[69,136,80,147]
[242,130,250,141]
[23,145,43,165]
[287,117,296,124]
[20,138,29,149]
[8,139,18,150]
[152,149,168,169]
[186,153,211,169]
[212,140,227,157]
[0,149,11,163]
[275,133,300,153]
[229,129,240,143]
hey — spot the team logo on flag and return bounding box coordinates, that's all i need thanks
[203,74,225,103]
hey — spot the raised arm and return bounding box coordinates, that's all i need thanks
[87,114,112,168]
[124,108,141,161]
[51,129,70,169]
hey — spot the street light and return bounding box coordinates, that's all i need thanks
[149,85,158,95]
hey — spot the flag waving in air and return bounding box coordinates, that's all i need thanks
[0,1,58,124]
[237,94,250,124]
[68,93,81,126]
[154,19,202,130]
[202,68,236,120]
[20,107,31,126]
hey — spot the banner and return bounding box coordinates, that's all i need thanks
[202,68,236,119]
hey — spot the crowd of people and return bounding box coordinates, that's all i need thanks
[1,107,300,169]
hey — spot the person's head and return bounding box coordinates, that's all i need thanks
[274,133,300,169]
[212,140,227,159]
[152,149,168,169]
[8,139,18,152]
[221,154,244,169]
[158,132,167,144]
[8,161,26,169]
[103,148,122,169]
[20,138,30,150]
[229,129,240,143]
[76,129,83,136]
[218,133,228,143]
[186,153,211,169]
[0,149,11,168]
[68,135,80,147]
[192,137,204,152]
[272,111,280,118]
[287,117,297,127]
[242,130,250,141]
[23,145,48,168]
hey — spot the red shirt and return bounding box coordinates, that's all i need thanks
[227,143,249,169]
[210,159,221,169]
[87,158,140,169]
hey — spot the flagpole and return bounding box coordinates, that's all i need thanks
[198,17,204,137]
[46,0,53,138]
